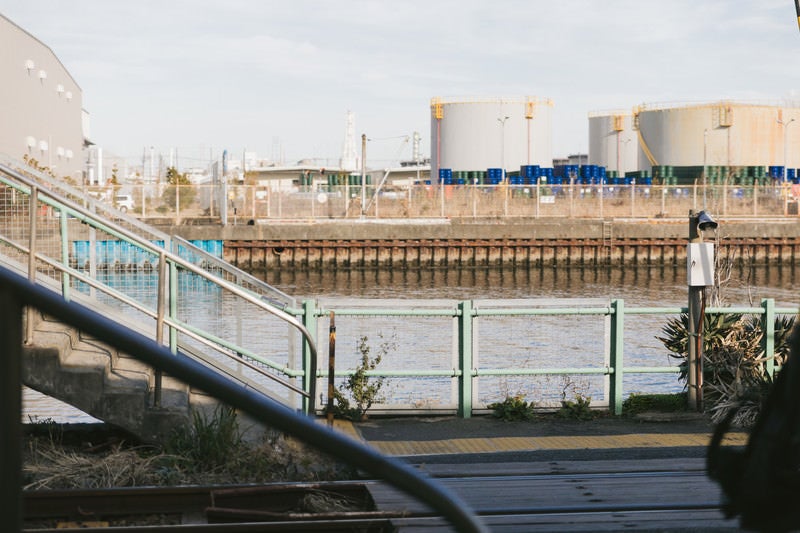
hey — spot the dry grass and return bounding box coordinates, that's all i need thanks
[23,421,354,490]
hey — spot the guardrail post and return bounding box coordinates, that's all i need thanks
[25,186,38,344]
[609,299,624,415]
[0,287,23,533]
[762,298,776,377]
[302,300,317,415]
[60,208,71,300]
[457,300,473,418]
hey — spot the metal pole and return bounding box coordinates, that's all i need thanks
[327,311,336,427]
[26,186,38,344]
[687,210,702,411]
[0,287,23,533]
[361,134,367,218]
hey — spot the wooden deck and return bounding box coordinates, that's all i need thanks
[366,458,741,531]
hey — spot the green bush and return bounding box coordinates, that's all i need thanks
[332,335,392,421]
[488,394,536,421]
[557,394,594,420]
[657,312,795,426]
[622,392,687,416]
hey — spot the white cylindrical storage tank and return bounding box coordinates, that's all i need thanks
[635,101,800,171]
[430,96,553,176]
[588,111,639,174]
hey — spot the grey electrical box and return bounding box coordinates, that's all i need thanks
[687,243,715,286]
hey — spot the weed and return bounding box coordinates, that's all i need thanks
[333,334,394,421]
[557,394,594,420]
[166,404,243,472]
[487,394,536,421]
[622,392,687,416]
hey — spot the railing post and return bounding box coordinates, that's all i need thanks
[609,299,624,415]
[0,287,23,533]
[26,186,38,344]
[457,300,473,418]
[60,207,71,301]
[762,298,776,377]
[302,299,318,415]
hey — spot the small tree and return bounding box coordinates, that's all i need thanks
[333,335,393,421]
[162,166,197,211]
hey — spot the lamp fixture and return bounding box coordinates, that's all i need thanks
[24,59,35,72]
[38,140,48,152]
[38,69,47,80]
[56,84,64,95]
[26,136,36,148]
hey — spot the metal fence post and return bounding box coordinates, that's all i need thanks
[762,298,776,377]
[302,299,318,415]
[458,300,473,418]
[609,299,624,415]
[0,287,23,533]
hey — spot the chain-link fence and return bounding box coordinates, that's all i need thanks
[95,181,800,222]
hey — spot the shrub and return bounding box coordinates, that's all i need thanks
[332,335,392,421]
[557,394,594,420]
[622,392,687,415]
[657,312,795,426]
[488,394,536,421]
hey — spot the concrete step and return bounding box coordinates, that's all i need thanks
[22,314,194,442]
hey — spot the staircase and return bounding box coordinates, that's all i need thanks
[0,157,316,443]
[22,312,196,442]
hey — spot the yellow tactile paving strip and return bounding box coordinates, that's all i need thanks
[332,421,748,456]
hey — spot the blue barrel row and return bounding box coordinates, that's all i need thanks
[768,166,800,182]
[72,239,223,269]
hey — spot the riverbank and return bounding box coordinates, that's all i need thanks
[162,218,800,271]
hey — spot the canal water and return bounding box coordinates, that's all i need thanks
[23,264,800,422]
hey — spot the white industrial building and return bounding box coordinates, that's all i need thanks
[430,97,553,177]
[0,14,88,181]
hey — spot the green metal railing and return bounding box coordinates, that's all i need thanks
[0,160,319,414]
[293,298,798,416]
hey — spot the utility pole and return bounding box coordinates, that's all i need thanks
[361,134,367,218]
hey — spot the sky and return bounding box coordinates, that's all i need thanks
[2,1,799,169]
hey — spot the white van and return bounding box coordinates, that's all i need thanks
[114,194,134,212]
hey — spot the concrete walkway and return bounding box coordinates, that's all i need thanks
[329,414,748,458]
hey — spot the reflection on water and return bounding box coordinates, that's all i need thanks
[24,264,800,422]
[259,264,800,307]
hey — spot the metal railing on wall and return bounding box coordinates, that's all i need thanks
[290,297,798,417]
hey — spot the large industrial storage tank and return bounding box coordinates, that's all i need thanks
[634,101,800,171]
[430,97,553,176]
[588,111,639,174]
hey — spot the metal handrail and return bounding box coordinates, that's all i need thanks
[0,265,487,533]
[0,161,318,410]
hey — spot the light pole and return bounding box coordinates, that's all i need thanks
[497,116,509,180]
[778,117,796,180]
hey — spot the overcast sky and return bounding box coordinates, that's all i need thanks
[3,1,799,168]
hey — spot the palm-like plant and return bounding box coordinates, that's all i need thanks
[657,312,794,426]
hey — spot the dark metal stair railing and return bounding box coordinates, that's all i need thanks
[0,264,488,533]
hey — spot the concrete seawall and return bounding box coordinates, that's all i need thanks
[166,218,800,271]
